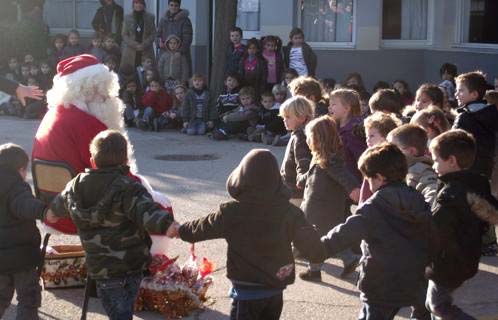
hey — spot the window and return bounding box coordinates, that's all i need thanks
[382,0,430,41]
[299,0,355,45]
[459,0,498,45]
[236,0,260,39]
[43,0,124,34]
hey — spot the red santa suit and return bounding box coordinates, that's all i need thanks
[32,54,172,234]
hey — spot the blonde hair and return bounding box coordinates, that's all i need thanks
[410,106,450,138]
[305,115,342,169]
[279,96,314,120]
[329,88,361,117]
[364,112,401,138]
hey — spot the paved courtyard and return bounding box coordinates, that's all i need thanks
[1,117,497,320]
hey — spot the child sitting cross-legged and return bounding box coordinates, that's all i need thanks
[426,129,498,319]
[387,124,438,206]
[169,149,326,320]
[321,143,433,320]
[51,130,177,320]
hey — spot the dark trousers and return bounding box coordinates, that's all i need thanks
[230,293,283,320]
[0,268,41,320]
[425,280,476,320]
[96,274,142,320]
[358,302,430,320]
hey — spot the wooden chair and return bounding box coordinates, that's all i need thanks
[32,159,95,320]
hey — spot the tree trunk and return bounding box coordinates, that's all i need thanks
[209,0,238,100]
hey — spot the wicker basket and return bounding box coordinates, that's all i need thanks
[41,245,87,289]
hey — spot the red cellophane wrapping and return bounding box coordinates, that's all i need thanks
[134,247,214,318]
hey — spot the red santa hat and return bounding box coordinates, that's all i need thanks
[55,54,109,82]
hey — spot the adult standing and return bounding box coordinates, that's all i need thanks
[120,0,156,70]
[157,0,193,76]
[91,0,124,44]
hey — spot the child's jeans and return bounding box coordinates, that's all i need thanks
[230,293,283,320]
[186,119,206,135]
[96,273,142,320]
[425,280,475,320]
[0,267,41,320]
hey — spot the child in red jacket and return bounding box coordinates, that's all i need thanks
[140,78,173,131]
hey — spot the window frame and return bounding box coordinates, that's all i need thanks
[380,0,435,49]
[454,0,498,50]
[237,0,261,40]
[44,0,105,37]
[296,0,357,49]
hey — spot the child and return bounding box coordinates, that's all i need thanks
[121,79,142,127]
[368,88,404,118]
[213,86,259,140]
[359,112,401,203]
[62,29,84,60]
[87,33,105,62]
[158,35,189,92]
[216,73,241,117]
[329,88,367,180]
[387,124,438,206]
[182,74,215,135]
[283,28,317,77]
[426,129,498,319]
[289,76,328,116]
[272,83,287,107]
[344,72,369,97]
[410,106,450,143]
[171,149,325,320]
[453,71,498,179]
[102,35,121,66]
[393,79,414,107]
[225,27,245,76]
[485,90,498,107]
[140,78,173,131]
[281,68,298,98]
[255,91,286,144]
[19,64,30,84]
[38,61,53,92]
[24,54,35,65]
[50,130,176,320]
[143,69,158,92]
[439,62,458,104]
[280,96,314,205]
[23,77,46,119]
[163,84,183,129]
[414,83,444,112]
[321,78,336,94]
[48,33,66,67]
[238,38,266,94]
[0,143,57,319]
[104,55,118,73]
[5,57,20,81]
[136,55,154,91]
[261,35,284,90]
[29,64,40,79]
[321,143,432,320]
[299,116,360,281]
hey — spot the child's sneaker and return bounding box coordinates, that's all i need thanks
[299,269,322,282]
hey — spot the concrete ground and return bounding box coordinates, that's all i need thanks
[1,117,497,320]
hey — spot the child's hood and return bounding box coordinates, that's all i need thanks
[0,165,23,195]
[226,149,289,204]
[165,34,182,46]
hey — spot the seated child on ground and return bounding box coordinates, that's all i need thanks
[388,124,438,206]
[182,74,215,135]
[170,149,326,320]
[216,73,241,117]
[121,79,142,127]
[252,91,287,145]
[322,143,432,320]
[51,130,177,320]
[140,78,173,131]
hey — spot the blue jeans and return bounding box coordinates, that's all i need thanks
[425,280,476,320]
[186,119,206,135]
[143,106,155,126]
[96,274,142,320]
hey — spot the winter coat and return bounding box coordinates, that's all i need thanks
[0,165,46,274]
[181,89,216,122]
[91,1,124,44]
[51,166,174,280]
[322,182,432,306]
[238,55,267,94]
[339,117,367,180]
[281,126,312,198]
[257,107,286,135]
[62,44,84,60]
[157,36,189,84]
[300,155,360,235]
[406,155,438,207]
[426,170,498,289]
[452,101,498,178]
[141,88,173,115]
[179,149,326,290]
[225,43,246,76]
[282,42,317,77]
[121,11,156,69]
[157,9,192,55]
[262,50,285,85]
[216,88,240,116]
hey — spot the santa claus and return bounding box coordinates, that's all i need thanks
[32,54,171,235]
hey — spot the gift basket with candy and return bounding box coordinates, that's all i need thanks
[135,244,214,318]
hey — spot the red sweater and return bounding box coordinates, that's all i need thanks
[141,89,173,115]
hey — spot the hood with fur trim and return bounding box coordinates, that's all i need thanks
[467,193,498,225]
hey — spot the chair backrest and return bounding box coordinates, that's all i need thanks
[32,159,75,204]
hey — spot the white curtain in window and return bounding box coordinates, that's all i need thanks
[237,0,260,32]
[301,0,353,43]
[400,0,428,40]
